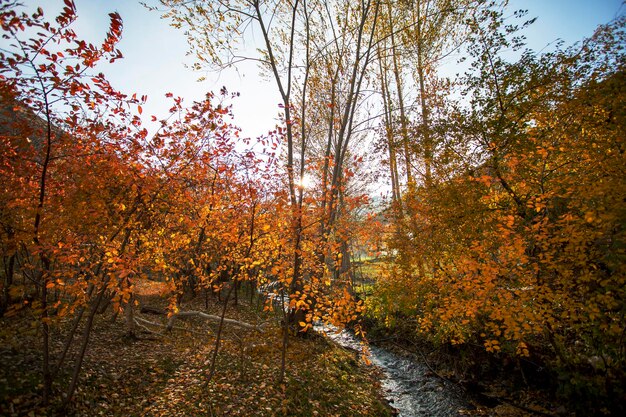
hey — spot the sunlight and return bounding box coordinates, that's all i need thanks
[297,173,314,189]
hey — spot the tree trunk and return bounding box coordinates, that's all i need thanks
[62,280,109,408]
[1,254,15,315]
[388,2,413,188]
[124,294,136,338]
[279,287,289,383]
[53,284,94,378]
[377,45,402,210]
[207,283,235,383]
[415,1,432,187]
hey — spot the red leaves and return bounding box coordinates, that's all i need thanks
[55,0,76,27]
[102,12,123,59]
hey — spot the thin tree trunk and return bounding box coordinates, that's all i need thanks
[377,44,402,211]
[124,294,136,338]
[63,227,133,407]
[41,267,51,405]
[62,279,109,408]
[415,0,432,187]
[319,65,341,252]
[1,253,15,315]
[33,81,54,406]
[279,286,289,383]
[53,283,95,377]
[387,2,413,188]
[206,282,235,383]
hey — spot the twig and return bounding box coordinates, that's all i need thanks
[135,316,212,337]
[134,317,163,335]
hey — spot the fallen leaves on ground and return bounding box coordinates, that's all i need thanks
[1,292,393,417]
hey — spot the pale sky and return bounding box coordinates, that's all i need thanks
[11,1,626,139]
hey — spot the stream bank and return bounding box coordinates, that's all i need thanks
[317,325,471,417]
[321,320,579,417]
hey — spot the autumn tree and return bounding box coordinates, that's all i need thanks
[0,2,261,408]
[368,6,626,412]
[157,0,376,381]
[372,0,482,283]
[0,1,147,404]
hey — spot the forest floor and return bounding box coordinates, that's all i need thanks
[0,278,570,417]
[0,282,393,417]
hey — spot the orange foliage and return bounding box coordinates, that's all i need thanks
[368,17,626,406]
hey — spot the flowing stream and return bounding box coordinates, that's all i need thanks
[317,326,470,417]
[263,289,470,416]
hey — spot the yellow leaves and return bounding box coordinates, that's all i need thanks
[535,146,549,158]
[516,341,529,357]
[298,320,312,332]
[167,304,179,318]
[289,297,309,310]
[504,215,515,228]
[484,339,501,353]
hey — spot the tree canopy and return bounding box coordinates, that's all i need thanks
[1,1,624,415]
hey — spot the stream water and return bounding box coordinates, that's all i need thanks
[317,326,471,417]
[263,289,470,416]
